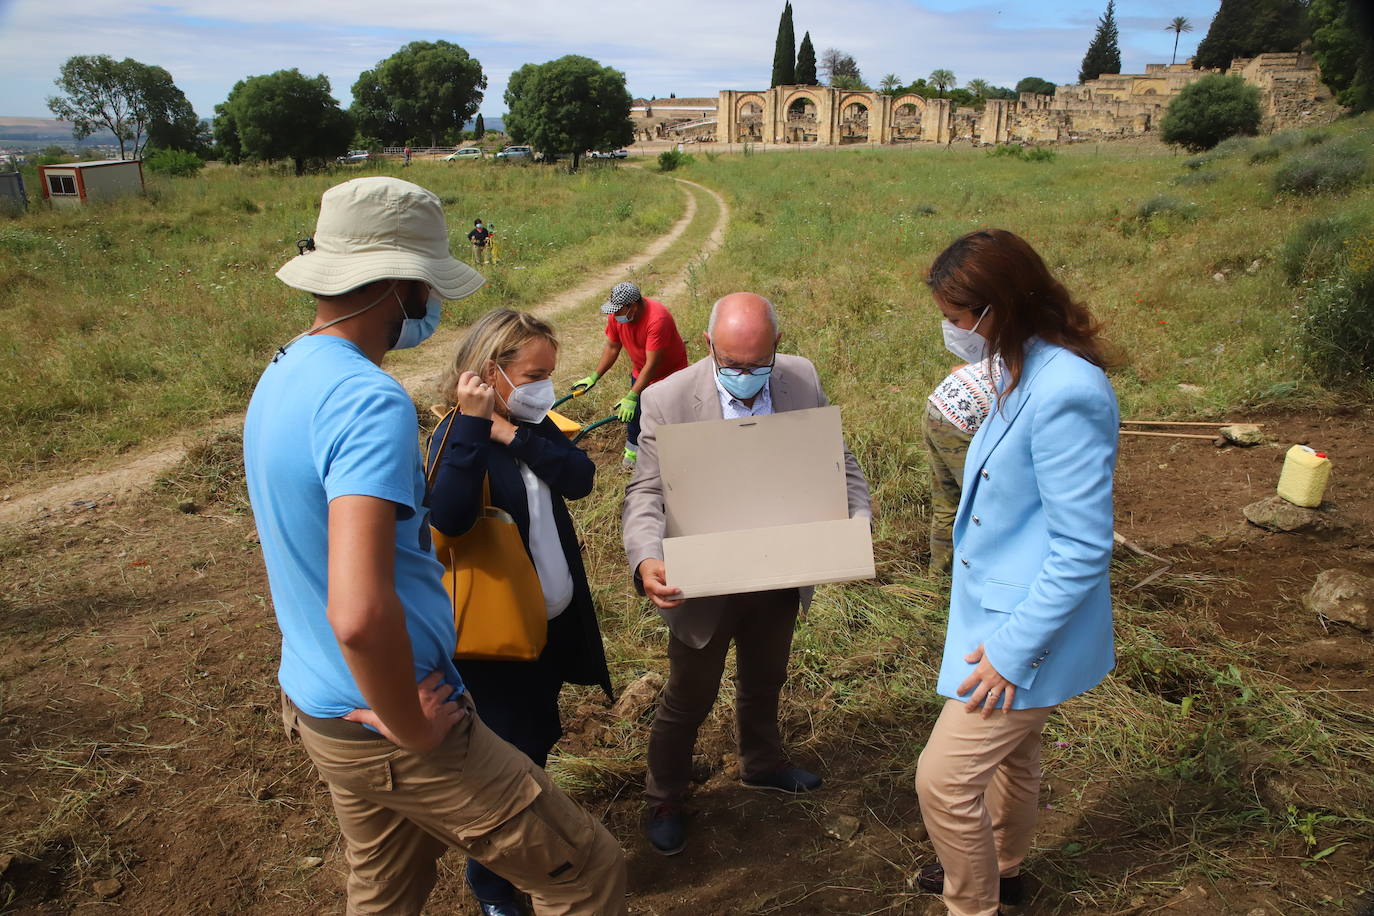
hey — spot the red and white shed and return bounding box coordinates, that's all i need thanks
[38,160,145,208]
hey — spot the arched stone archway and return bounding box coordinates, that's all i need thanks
[783,90,821,143]
[839,98,870,143]
[890,93,926,141]
[736,93,766,141]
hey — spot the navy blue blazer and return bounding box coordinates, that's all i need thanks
[427,412,612,699]
[937,339,1119,709]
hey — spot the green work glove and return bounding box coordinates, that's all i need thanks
[615,391,639,423]
[571,372,600,393]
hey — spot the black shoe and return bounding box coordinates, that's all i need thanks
[644,803,686,856]
[741,765,823,794]
[915,863,1025,906]
[478,901,525,916]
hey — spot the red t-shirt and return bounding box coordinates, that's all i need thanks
[604,297,689,380]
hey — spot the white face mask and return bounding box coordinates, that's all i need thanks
[497,365,557,424]
[392,291,442,350]
[941,309,989,363]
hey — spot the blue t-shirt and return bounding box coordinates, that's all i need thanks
[243,335,463,718]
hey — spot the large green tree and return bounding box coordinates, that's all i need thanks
[1160,73,1261,150]
[1015,76,1057,95]
[771,2,797,86]
[1079,0,1122,83]
[351,40,485,146]
[1311,0,1374,112]
[929,69,956,97]
[1193,0,1309,70]
[503,56,634,170]
[796,31,818,85]
[215,70,353,175]
[47,55,197,159]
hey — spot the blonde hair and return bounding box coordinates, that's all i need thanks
[438,308,559,406]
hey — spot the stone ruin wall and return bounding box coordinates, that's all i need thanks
[708,53,1339,149]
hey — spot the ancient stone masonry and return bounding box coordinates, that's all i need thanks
[709,54,1338,149]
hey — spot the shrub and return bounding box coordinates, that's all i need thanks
[1300,248,1374,383]
[1279,215,1372,284]
[1249,131,1305,163]
[1174,170,1219,187]
[657,149,694,172]
[1211,135,1257,157]
[1273,142,1369,196]
[1136,195,1197,222]
[144,147,205,177]
[985,144,1057,163]
[1160,74,1261,152]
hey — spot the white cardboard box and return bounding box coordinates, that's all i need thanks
[658,405,875,599]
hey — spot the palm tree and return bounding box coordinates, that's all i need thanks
[1164,16,1193,66]
[967,78,992,99]
[880,73,903,96]
[929,69,956,98]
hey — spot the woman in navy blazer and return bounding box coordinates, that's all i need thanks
[914,230,1119,916]
[428,309,613,916]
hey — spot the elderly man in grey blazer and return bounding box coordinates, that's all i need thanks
[622,291,871,855]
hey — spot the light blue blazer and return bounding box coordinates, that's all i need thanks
[936,339,1119,710]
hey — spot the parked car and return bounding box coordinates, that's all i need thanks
[494,145,532,160]
[443,148,483,161]
[588,149,629,159]
[336,150,370,164]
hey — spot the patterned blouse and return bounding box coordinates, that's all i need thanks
[927,359,1003,434]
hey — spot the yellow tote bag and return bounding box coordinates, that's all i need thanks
[425,409,547,662]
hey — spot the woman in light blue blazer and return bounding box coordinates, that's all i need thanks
[913,229,1119,916]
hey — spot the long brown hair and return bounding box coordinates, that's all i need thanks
[926,229,1109,403]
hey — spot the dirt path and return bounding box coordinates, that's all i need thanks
[0,176,730,529]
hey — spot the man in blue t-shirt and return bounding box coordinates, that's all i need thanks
[245,177,626,916]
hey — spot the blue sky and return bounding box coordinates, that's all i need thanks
[0,0,1221,120]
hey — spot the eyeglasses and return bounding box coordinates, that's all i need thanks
[711,344,775,377]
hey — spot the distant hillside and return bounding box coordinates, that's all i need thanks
[0,117,118,148]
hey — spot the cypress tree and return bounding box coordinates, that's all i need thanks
[796,31,818,85]
[771,2,796,87]
[1078,0,1122,83]
[1194,0,1310,71]
[473,112,485,140]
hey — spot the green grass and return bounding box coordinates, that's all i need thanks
[551,117,1374,909]
[0,159,680,487]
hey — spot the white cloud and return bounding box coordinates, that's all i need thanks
[0,0,1221,118]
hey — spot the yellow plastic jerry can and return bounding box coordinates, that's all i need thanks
[1277,445,1331,508]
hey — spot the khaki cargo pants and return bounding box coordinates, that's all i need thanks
[282,693,627,915]
[923,404,974,576]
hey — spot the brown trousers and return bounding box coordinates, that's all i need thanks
[283,694,627,915]
[916,699,1054,916]
[645,588,799,804]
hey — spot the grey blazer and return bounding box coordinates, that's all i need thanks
[622,355,872,649]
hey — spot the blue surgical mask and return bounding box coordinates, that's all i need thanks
[717,365,771,400]
[393,291,442,350]
[614,312,633,324]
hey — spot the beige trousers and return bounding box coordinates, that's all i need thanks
[283,694,627,915]
[916,699,1054,916]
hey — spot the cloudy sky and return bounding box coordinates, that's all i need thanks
[0,0,1221,119]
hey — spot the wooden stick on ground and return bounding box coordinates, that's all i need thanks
[1122,420,1265,427]
[1113,530,1170,564]
[1120,430,1218,440]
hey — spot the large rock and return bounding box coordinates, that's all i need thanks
[1220,424,1264,446]
[1242,495,1326,532]
[1305,569,1374,631]
[609,672,664,721]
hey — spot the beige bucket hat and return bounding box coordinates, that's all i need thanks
[276,177,485,300]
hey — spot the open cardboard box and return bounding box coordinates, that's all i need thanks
[658,405,875,599]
